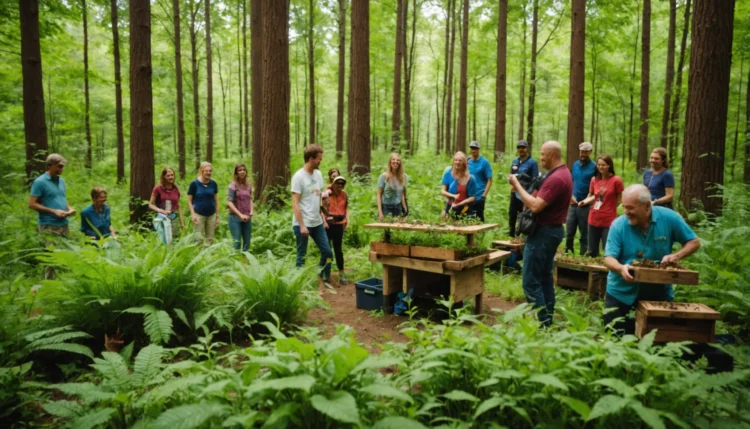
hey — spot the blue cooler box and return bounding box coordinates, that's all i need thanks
[355,278,384,310]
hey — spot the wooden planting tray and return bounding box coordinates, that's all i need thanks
[370,242,468,261]
[491,240,525,252]
[635,301,720,343]
[370,242,410,257]
[553,260,608,300]
[629,266,699,285]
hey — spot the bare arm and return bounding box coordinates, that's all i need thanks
[401,187,408,213]
[604,255,634,282]
[377,188,384,220]
[28,195,68,218]
[508,175,548,214]
[214,193,220,226]
[148,193,164,214]
[292,192,308,235]
[579,192,596,207]
[187,195,199,224]
[662,238,700,264]
[483,178,493,199]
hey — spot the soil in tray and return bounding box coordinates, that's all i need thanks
[631,259,687,271]
[646,302,705,312]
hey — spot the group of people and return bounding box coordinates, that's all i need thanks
[505,141,697,330]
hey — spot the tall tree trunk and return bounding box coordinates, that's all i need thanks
[518,0,527,142]
[259,0,289,204]
[680,0,735,216]
[171,0,185,179]
[308,0,316,146]
[404,0,417,153]
[205,0,214,162]
[217,44,229,158]
[744,64,750,184]
[439,0,451,155]
[391,0,404,152]
[731,57,744,179]
[669,0,691,164]
[111,0,126,182]
[456,0,469,153]
[629,0,641,163]
[589,50,597,142]
[82,0,92,169]
[19,0,48,178]
[335,0,346,158]
[237,0,243,154]
[445,0,456,154]
[250,0,262,199]
[129,0,154,225]
[495,0,507,159]
[660,0,676,148]
[472,76,476,141]
[435,63,442,155]
[189,1,200,170]
[349,0,370,175]
[566,0,585,169]
[637,0,651,171]
[525,0,538,149]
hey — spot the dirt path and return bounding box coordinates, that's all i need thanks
[305,279,521,352]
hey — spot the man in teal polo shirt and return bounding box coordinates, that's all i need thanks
[603,184,700,332]
[29,153,76,279]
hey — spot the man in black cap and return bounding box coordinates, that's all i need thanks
[508,140,538,236]
[468,141,493,222]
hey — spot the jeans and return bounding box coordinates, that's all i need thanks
[508,193,524,237]
[382,203,403,217]
[603,289,672,334]
[474,199,486,222]
[228,214,252,251]
[565,204,590,255]
[587,225,609,258]
[326,224,345,271]
[293,224,333,280]
[522,225,564,327]
[194,213,217,244]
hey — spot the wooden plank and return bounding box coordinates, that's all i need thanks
[555,260,608,273]
[492,240,525,251]
[364,222,500,235]
[370,242,410,257]
[410,245,465,261]
[451,265,484,302]
[443,252,490,271]
[587,272,606,300]
[636,309,715,343]
[637,301,720,320]
[369,252,447,274]
[382,265,403,314]
[630,266,699,285]
[554,266,589,290]
[484,250,511,266]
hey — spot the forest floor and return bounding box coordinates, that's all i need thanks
[305,271,521,352]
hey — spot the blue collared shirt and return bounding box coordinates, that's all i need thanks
[80,204,112,238]
[571,159,596,202]
[468,155,493,201]
[30,172,69,226]
[605,206,698,305]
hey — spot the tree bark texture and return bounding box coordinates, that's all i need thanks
[391,0,404,152]
[259,0,290,203]
[629,0,640,163]
[445,0,456,154]
[205,0,214,162]
[111,0,126,182]
[637,0,651,171]
[189,1,201,171]
[348,0,370,176]
[525,0,538,150]
[745,64,750,183]
[495,0,507,159]
[669,0,690,164]
[679,0,735,216]
[335,0,346,158]
[404,0,417,153]
[172,0,186,179]
[439,0,451,155]
[237,0,243,153]
[456,0,469,153]
[83,0,92,169]
[129,0,155,225]
[308,0,316,146]
[518,0,527,142]
[251,0,262,199]
[566,0,585,169]
[19,0,48,178]
[731,57,743,179]
[660,0,676,149]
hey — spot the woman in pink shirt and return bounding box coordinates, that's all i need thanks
[578,155,624,257]
[148,167,184,239]
[226,163,253,252]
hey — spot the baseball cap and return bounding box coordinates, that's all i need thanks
[332,176,347,185]
[579,142,593,151]
[469,141,480,149]
[517,140,529,148]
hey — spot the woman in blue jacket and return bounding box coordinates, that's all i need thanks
[441,152,482,219]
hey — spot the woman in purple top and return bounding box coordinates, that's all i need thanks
[148,167,185,239]
[226,163,253,251]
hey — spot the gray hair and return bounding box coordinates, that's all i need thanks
[622,184,651,205]
[46,153,67,167]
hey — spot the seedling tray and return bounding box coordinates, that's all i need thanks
[635,301,720,343]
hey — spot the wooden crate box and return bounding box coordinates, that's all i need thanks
[630,266,700,285]
[635,301,720,343]
[553,260,607,300]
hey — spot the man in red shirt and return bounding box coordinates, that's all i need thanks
[508,141,573,326]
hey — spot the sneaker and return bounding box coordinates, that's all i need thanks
[339,275,349,285]
[322,280,335,290]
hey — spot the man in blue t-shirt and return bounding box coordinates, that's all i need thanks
[565,142,596,255]
[28,153,76,279]
[468,141,493,222]
[508,140,538,236]
[602,184,700,333]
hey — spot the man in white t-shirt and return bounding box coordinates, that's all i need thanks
[292,144,333,288]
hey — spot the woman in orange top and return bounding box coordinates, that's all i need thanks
[322,169,351,285]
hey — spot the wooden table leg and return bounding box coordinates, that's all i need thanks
[466,234,475,248]
[474,293,483,314]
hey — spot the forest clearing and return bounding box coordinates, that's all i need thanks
[2,0,750,427]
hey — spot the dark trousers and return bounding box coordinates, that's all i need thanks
[522,225,564,327]
[565,204,590,255]
[603,288,672,334]
[293,224,333,280]
[326,224,345,271]
[587,225,609,258]
[508,193,524,237]
[382,203,403,217]
[474,199,486,222]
